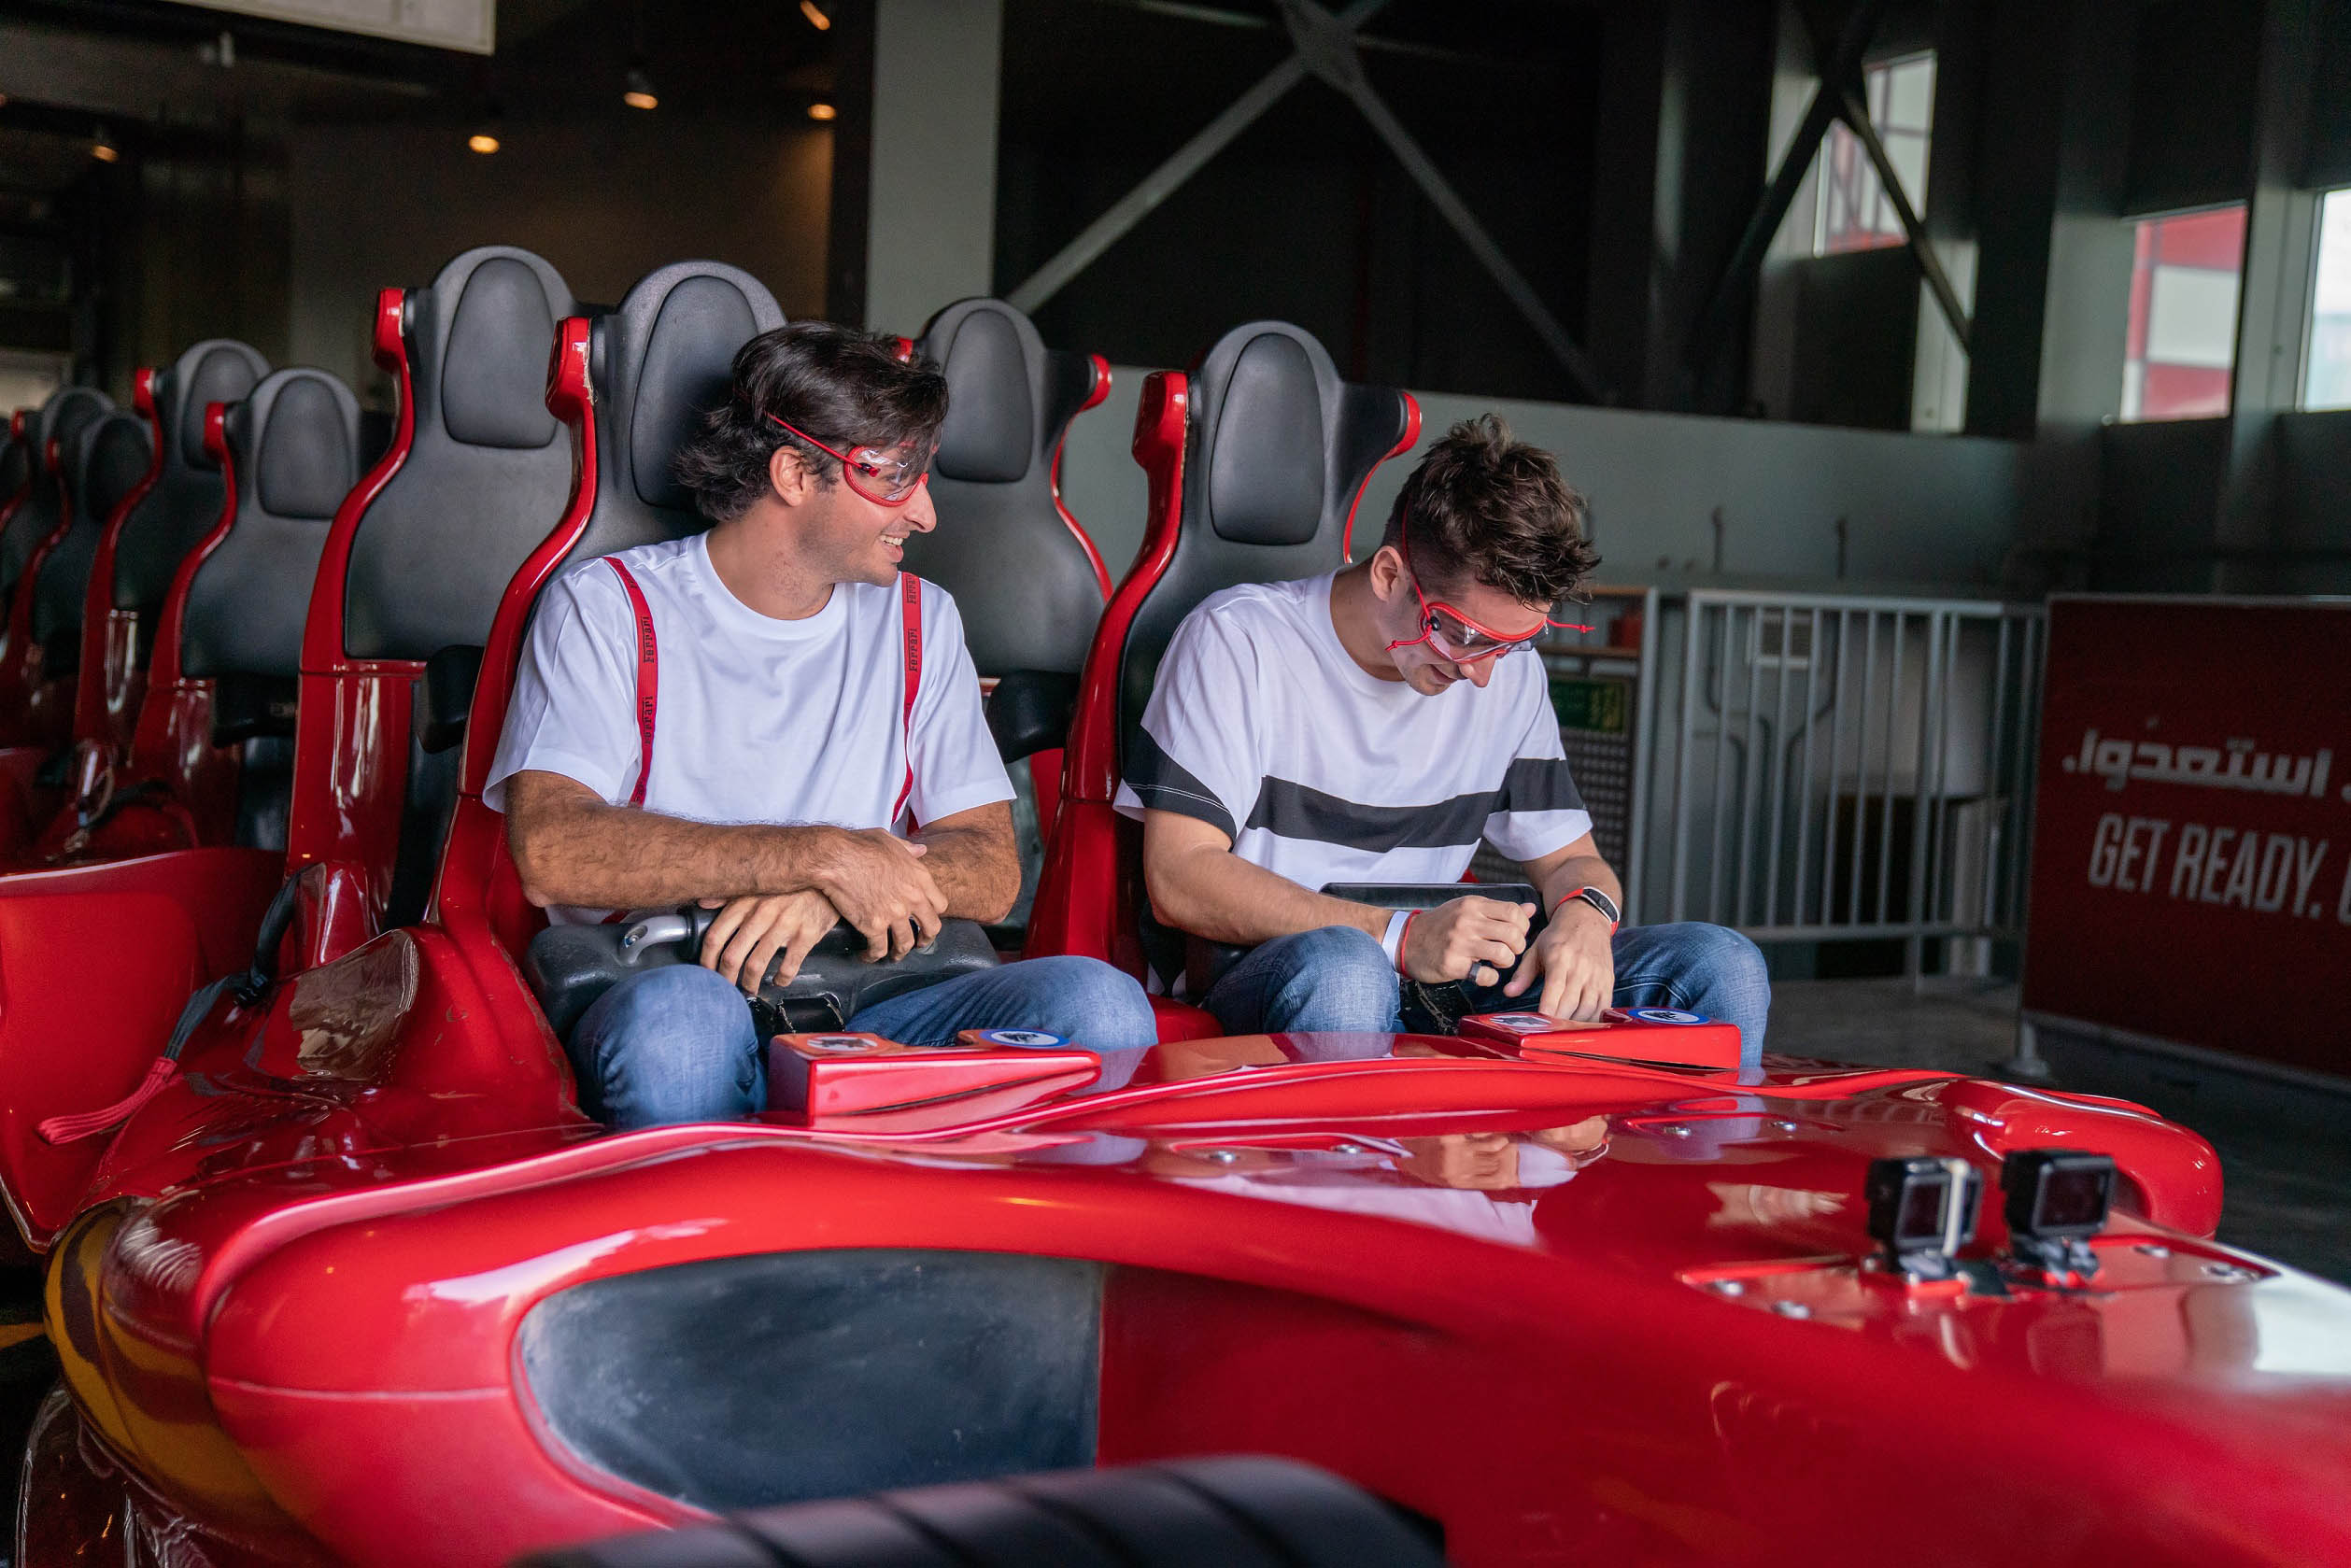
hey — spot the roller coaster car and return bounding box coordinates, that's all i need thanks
[0,251,589,1234]
[12,300,2351,1568]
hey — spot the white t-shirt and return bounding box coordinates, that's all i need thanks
[488,533,1012,923]
[1113,572,1592,891]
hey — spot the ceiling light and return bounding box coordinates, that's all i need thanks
[807,101,837,121]
[468,132,501,154]
[623,64,658,110]
[92,129,120,162]
[800,0,831,29]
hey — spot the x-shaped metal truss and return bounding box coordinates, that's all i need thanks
[1683,0,1972,394]
[1005,0,1612,402]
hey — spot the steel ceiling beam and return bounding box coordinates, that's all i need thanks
[1679,0,1891,397]
[1008,0,1609,401]
[1832,78,1973,350]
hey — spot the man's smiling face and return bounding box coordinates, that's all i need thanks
[800,447,937,586]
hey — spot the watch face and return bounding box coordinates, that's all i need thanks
[1576,886,1621,925]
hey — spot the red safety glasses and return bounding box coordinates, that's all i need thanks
[1384,519,1591,664]
[766,412,928,505]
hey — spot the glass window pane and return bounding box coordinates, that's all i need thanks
[1810,51,1933,258]
[2304,188,2351,412]
[2118,205,2246,421]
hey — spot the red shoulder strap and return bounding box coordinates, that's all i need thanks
[894,572,923,825]
[606,558,658,809]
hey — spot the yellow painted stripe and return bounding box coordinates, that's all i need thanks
[0,1321,48,1351]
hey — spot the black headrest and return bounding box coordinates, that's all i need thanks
[904,297,1112,676]
[171,340,271,470]
[79,411,153,522]
[180,368,360,681]
[1,387,113,593]
[0,429,26,499]
[931,303,1037,483]
[30,410,152,653]
[413,247,579,451]
[255,376,358,518]
[1114,321,1412,775]
[341,247,580,662]
[440,256,565,449]
[1205,332,1327,545]
[33,387,112,479]
[560,261,785,567]
[107,340,269,621]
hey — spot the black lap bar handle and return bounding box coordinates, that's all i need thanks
[527,906,999,1041]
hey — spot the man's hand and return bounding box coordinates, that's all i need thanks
[1504,898,1615,1021]
[699,889,841,992]
[813,828,947,961]
[1401,895,1536,987]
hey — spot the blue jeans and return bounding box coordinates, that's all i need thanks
[569,956,1158,1129]
[1202,922,1771,1072]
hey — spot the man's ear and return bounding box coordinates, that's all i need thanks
[1367,543,1408,601]
[767,445,813,506]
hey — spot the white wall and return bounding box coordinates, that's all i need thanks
[1054,368,2030,594]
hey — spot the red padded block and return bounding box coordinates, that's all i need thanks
[767,1030,1101,1120]
[0,891,204,1247]
[1150,996,1220,1043]
[1459,1009,1742,1070]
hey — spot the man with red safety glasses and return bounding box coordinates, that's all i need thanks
[490,323,1154,1128]
[1120,416,1767,1067]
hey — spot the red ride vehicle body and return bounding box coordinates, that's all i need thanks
[23,965,2351,1568]
[9,297,2351,1568]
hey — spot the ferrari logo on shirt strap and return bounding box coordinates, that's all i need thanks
[605,558,659,809]
[895,572,924,825]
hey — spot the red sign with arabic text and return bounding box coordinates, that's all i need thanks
[2024,597,2351,1078]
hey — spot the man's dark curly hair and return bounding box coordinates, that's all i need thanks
[673,321,949,523]
[1380,415,1598,606]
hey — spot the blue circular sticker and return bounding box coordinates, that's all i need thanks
[1627,1007,1708,1025]
[976,1028,1069,1048]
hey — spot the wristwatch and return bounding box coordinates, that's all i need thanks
[1565,885,1621,932]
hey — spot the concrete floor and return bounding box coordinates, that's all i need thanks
[1771,978,2351,1286]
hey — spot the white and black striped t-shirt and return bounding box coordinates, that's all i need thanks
[1112,573,1592,895]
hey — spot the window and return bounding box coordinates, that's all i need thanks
[2118,205,2245,422]
[2305,188,2351,412]
[1813,52,1936,256]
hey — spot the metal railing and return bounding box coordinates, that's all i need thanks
[1634,590,2045,976]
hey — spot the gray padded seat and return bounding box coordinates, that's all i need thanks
[341,247,579,661]
[382,261,779,930]
[34,410,154,670]
[552,261,786,572]
[111,340,270,629]
[2,387,113,596]
[179,369,361,680]
[1116,322,1413,777]
[904,298,1109,677]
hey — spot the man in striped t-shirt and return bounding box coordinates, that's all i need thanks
[1116,417,1767,1067]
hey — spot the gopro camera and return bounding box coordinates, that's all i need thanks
[2001,1149,2116,1280]
[1864,1156,1982,1281]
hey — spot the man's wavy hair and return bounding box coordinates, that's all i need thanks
[674,321,949,523]
[1380,415,1598,606]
